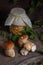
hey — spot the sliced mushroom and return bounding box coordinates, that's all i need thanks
[20,48,28,56]
[31,44,36,52]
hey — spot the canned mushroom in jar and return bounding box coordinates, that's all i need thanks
[5,8,32,35]
[9,24,25,35]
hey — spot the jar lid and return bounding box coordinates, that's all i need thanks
[5,8,32,28]
[10,8,26,16]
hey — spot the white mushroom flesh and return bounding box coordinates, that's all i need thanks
[20,48,28,56]
[22,38,28,43]
[5,49,15,57]
[31,44,36,52]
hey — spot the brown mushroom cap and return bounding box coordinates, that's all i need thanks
[24,41,33,51]
[18,35,28,47]
[3,41,15,49]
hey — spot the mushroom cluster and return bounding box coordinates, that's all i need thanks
[3,34,36,57]
[18,35,36,56]
[3,41,15,57]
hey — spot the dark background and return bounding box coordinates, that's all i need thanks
[0,0,43,26]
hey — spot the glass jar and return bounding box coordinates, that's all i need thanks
[10,25,25,35]
[5,8,32,35]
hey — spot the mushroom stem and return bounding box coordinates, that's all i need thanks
[5,49,15,57]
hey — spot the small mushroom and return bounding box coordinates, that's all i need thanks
[24,41,36,52]
[18,35,28,47]
[3,41,15,57]
[20,48,28,56]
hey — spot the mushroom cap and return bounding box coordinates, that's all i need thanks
[18,35,28,47]
[24,41,33,51]
[3,41,15,49]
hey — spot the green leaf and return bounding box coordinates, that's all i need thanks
[34,20,43,26]
[21,30,27,34]
[30,34,35,40]
[21,26,36,40]
[11,34,19,42]
[9,33,13,40]
[40,33,43,41]
[28,62,37,65]
[36,1,43,7]
[37,49,43,54]
[29,7,34,15]
[31,1,37,8]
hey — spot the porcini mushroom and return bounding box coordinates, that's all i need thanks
[24,41,36,52]
[18,35,28,47]
[20,48,28,56]
[3,41,15,57]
